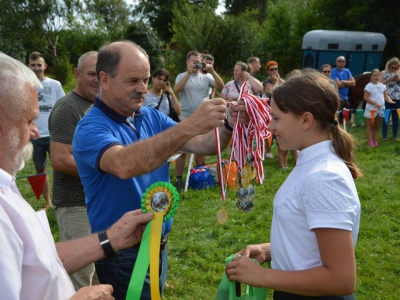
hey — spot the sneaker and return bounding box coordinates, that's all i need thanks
[351,122,356,127]
[175,180,184,193]
[265,153,274,159]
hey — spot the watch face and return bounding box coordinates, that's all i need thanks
[150,192,170,212]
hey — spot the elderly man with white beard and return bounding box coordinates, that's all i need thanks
[0,52,155,300]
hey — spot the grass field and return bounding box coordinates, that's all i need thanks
[16,124,400,299]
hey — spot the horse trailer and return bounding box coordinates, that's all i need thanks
[302,30,387,75]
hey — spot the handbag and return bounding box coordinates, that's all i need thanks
[155,92,180,123]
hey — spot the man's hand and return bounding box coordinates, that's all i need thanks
[204,62,214,73]
[228,99,250,127]
[107,209,153,252]
[187,62,196,74]
[183,98,227,135]
[71,285,114,300]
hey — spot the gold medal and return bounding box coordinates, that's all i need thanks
[242,165,252,180]
[241,177,250,188]
[216,208,229,224]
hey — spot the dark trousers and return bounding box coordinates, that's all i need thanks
[382,99,400,139]
[95,247,168,300]
[274,291,356,300]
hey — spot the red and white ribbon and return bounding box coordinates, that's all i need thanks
[230,82,271,184]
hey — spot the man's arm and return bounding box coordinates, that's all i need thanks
[56,209,153,275]
[173,72,191,94]
[208,69,224,90]
[99,99,229,179]
[340,76,355,87]
[50,142,79,176]
[180,101,249,154]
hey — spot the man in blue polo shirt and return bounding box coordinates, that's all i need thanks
[331,56,355,124]
[72,41,248,300]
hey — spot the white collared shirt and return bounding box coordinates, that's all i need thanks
[0,168,75,300]
[270,141,361,271]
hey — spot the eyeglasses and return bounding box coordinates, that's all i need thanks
[322,70,331,73]
[268,68,278,71]
[337,60,345,63]
[391,66,399,70]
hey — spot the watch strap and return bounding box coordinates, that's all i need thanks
[98,230,115,259]
[224,117,233,132]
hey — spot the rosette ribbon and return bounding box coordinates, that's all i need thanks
[126,182,179,300]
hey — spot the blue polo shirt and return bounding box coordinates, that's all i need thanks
[331,67,353,101]
[73,97,177,233]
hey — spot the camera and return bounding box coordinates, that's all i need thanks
[193,62,206,70]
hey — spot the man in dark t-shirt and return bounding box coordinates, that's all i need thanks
[48,51,99,290]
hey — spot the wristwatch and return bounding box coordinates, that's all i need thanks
[98,230,116,259]
[224,117,233,132]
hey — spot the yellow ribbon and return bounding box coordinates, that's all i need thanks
[149,212,164,300]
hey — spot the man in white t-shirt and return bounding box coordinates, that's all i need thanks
[27,51,65,207]
[173,50,224,191]
[0,52,153,300]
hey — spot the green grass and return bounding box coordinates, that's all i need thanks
[15,124,400,299]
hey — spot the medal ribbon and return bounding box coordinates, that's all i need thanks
[214,128,226,201]
[230,82,271,184]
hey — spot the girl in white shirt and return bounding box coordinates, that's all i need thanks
[364,68,395,147]
[225,70,362,300]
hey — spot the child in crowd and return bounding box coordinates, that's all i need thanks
[364,69,395,147]
[225,70,362,299]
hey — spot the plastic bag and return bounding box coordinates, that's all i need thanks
[216,254,265,300]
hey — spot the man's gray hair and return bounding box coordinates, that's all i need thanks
[77,51,98,71]
[0,52,41,118]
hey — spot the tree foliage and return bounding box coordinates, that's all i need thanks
[134,0,218,42]
[225,0,269,22]
[124,21,163,72]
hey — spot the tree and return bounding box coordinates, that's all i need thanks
[0,0,82,63]
[134,0,218,42]
[83,0,133,40]
[225,0,268,22]
[168,3,262,77]
[124,21,163,71]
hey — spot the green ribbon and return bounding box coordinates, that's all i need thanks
[125,220,152,300]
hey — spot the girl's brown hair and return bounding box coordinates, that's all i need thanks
[272,69,362,179]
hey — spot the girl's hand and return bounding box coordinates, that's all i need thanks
[164,82,173,94]
[225,255,267,287]
[236,243,271,264]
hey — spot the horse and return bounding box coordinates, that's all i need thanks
[348,72,371,110]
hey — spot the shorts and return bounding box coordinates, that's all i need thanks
[364,107,384,119]
[31,137,50,170]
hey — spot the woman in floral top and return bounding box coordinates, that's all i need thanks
[221,61,263,102]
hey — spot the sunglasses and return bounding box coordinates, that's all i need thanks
[322,70,331,73]
[337,60,346,63]
[268,67,278,71]
[391,66,399,70]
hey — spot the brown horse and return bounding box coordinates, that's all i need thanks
[348,72,371,110]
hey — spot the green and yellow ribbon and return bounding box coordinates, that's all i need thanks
[126,182,179,300]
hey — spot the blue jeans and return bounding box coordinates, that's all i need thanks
[95,246,168,300]
[382,99,400,139]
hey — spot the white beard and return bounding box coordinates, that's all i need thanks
[8,126,34,176]
[14,142,33,174]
